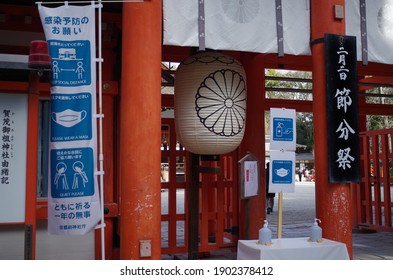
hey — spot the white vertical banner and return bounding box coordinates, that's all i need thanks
[38,3,101,235]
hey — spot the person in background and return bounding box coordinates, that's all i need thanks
[265,162,276,214]
[298,167,303,182]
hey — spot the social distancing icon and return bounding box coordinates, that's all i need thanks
[48,40,91,87]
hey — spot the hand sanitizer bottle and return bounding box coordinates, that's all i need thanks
[259,220,272,245]
[310,218,322,242]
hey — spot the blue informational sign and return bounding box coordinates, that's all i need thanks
[272,117,293,142]
[272,159,293,184]
[51,93,92,142]
[270,108,296,151]
[48,40,91,87]
[51,147,94,198]
[269,108,296,193]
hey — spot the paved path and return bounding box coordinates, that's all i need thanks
[162,182,393,260]
[260,182,393,260]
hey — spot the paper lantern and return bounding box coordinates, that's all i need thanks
[174,51,247,155]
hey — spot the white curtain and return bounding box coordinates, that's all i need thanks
[163,0,311,55]
[346,0,393,64]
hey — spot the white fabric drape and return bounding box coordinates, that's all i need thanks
[163,0,311,55]
[346,0,393,64]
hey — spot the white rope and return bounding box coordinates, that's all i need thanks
[36,0,143,4]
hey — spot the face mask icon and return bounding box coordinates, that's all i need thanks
[275,168,290,177]
[52,109,87,128]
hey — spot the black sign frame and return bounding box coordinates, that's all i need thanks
[325,34,360,183]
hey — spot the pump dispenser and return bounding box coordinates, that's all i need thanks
[258,220,272,245]
[309,218,322,242]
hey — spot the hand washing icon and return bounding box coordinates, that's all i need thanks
[275,168,290,177]
[52,109,87,128]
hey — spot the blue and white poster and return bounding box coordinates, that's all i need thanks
[269,150,295,193]
[39,3,101,235]
[269,108,296,193]
[270,108,296,151]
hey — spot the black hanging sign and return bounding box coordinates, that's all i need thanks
[325,34,360,183]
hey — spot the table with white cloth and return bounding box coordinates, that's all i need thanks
[237,237,349,260]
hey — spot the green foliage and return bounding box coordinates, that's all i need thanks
[296,112,314,152]
[365,87,393,130]
[265,69,314,151]
[265,69,312,101]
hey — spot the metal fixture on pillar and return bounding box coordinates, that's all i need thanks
[174,51,247,156]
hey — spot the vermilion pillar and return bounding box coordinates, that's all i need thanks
[119,1,162,259]
[239,53,266,240]
[311,0,353,257]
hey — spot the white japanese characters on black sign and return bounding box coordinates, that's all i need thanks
[325,34,360,182]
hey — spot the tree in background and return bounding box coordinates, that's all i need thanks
[265,69,314,152]
[296,112,314,153]
[365,86,393,131]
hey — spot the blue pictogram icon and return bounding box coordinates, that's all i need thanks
[272,160,293,184]
[273,117,293,142]
[51,92,92,142]
[48,40,91,87]
[51,147,94,198]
